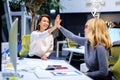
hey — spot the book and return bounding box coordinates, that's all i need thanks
[45,65,68,70]
[51,71,81,76]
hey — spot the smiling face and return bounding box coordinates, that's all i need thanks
[39,17,50,32]
[36,14,51,32]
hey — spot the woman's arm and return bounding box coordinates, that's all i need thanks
[48,14,60,34]
[41,35,54,60]
[59,26,86,45]
[87,46,109,79]
[45,35,54,57]
[48,26,57,34]
[55,14,86,45]
[31,14,60,42]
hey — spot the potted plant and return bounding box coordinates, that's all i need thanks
[3,0,63,32]
[9,0,21,11]
[24,0,63,32]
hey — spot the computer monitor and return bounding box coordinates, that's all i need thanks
[108,28,120,43]
[9,18,18,73]
[0,51,1,72]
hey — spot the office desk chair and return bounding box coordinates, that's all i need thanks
[19,35,30,57]
[109,41,120,67]
[66,38,77,48]
[111,54,120,80]
[108,41,120,80]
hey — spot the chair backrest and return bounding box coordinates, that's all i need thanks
[111,45,120,58]
[112,54,120,80]
[66,38,77,48]
[19,35,30,57]
[109,44,120,66]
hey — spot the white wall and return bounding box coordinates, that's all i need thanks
[60,0,120,13]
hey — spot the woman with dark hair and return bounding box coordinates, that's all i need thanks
[28,14,57,60]
[36,14,51,30]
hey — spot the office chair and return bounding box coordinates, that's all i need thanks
[108,41,120,80]
[111,54,120,80]
[109,41,120,67]
[19,35,30,57]
[61,38,77,57]
[66,38,77,48]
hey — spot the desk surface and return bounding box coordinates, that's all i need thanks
[0,72,2,80]
[2,58,92,80]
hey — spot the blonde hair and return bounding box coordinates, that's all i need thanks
[85,18,112,50]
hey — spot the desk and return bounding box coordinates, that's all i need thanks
[0,72,2,80]
[56,40,67,58]
[62,47,85,63]
[2,58,92,80]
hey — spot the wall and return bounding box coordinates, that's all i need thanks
[87,12,120,22]
[58,12,120,41]
[60,0,120,13]
[60,13,87,38]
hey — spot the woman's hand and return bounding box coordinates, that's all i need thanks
[55,14,61,29]
[48,14,61,34]
[83,72,88,75]
[41,55,48,60]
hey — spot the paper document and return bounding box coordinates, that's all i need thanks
[51,71,81,76]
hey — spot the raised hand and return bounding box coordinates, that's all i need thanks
[55,14,61,28]
[48,14,61,34]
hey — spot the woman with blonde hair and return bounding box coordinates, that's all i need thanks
[55,15,112,80]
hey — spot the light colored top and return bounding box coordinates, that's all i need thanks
[28,30,54,57]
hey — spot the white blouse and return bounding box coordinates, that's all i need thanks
[28,30,54,57]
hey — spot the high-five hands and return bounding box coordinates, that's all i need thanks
[55,14,61,29]
[48,14,61,34]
